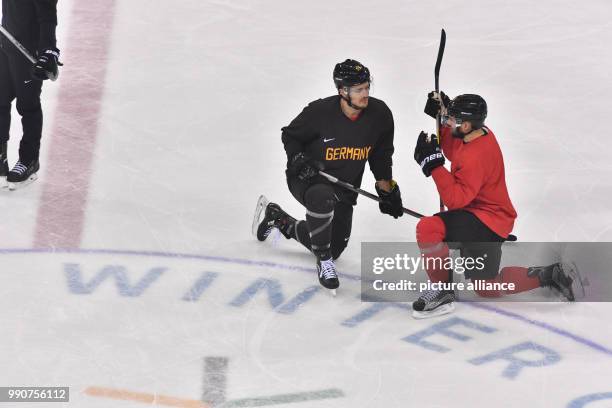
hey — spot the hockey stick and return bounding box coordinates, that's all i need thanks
[318,170,425,219]
[0,25,37,64]
[319,170,517,241]
[0,25,59,81]
[434,28,446,213]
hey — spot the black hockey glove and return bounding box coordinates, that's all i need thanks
[31,48,60,81]
[414,131,445,177]
[375,180,403,219]
[424,91,450,119]
[287,152,324,181]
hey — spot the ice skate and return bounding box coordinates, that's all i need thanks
[0,142,7,189]
[412,289,455,319]
[316,253,339,295]
[551,262,586,301]
[528,262,586,301]
[252,195,296,241]
[252,195,270,237]
[7,159,39,190]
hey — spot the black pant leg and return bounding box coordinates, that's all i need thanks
[287,175,340,206]
[437,210,504,279]
[286,176,313,251]
[437,210,503,242]
[289,198,354,260]
[287,176,354,258]
[303,183,336,254]
[7,52,43,164]
[330,202,353,260]
[0,50,15,144]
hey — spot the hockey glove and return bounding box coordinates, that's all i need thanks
[414,131,445,177]
[424,91,450,119]
[287,152,324,181]
[375,180,403,219]
[31,48,60,81]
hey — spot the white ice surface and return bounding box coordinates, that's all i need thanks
[1,1,612,407]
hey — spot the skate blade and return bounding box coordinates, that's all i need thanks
[330,289,337,297]
[8,173,38,191]
[412,302,455,319]
[566,262,587,300]
[269,228,282,247]
[251,194,270,237]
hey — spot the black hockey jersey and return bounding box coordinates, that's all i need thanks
[282,95,394,204]
[1,0,58,54]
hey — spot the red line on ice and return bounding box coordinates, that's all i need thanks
[34,0,116,248]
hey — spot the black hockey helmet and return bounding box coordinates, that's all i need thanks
[447,94,487,128]
[333,59,371,89]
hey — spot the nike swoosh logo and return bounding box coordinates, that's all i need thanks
[24,80,32,84]
[323,138,335,143]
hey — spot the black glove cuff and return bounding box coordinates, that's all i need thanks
[39,48,60,60]
[375,180,398,196]
[420,153,445,177]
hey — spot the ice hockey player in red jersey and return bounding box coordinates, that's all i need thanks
[411,92,581,318]
[253,59,404,294]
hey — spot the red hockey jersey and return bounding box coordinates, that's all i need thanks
[431,126,517,238]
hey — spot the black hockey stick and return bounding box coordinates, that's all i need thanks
[0,25,36,64]
[318,170,517,240]
[318,170,424,219]
[434,29,446,121]
[435,28,446,213]
[0,25,61,81]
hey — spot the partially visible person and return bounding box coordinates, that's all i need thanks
[1,0,60,189]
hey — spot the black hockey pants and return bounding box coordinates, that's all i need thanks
[0,47,43,164]
[287,176,353,260]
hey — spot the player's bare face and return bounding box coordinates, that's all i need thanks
[349,83,370,109]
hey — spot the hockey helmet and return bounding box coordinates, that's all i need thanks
[333,59,371,89]
[447,94,487,127]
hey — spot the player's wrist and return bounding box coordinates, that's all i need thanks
[375,179,392,193]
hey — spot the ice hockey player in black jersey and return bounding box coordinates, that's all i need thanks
[253,59,403,293]
[0,0,60,189]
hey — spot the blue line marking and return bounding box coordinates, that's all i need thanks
[464,302,612,357]
[0,247,363,281]
[567,392,612,407]
[2,247,611,357]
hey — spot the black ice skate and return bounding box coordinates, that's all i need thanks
[412,289,455,319]
[0,142,7,189]
[7,159,39,190]
[252,195,296,241]
[316,253,339,295]
[528,262,586,301]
